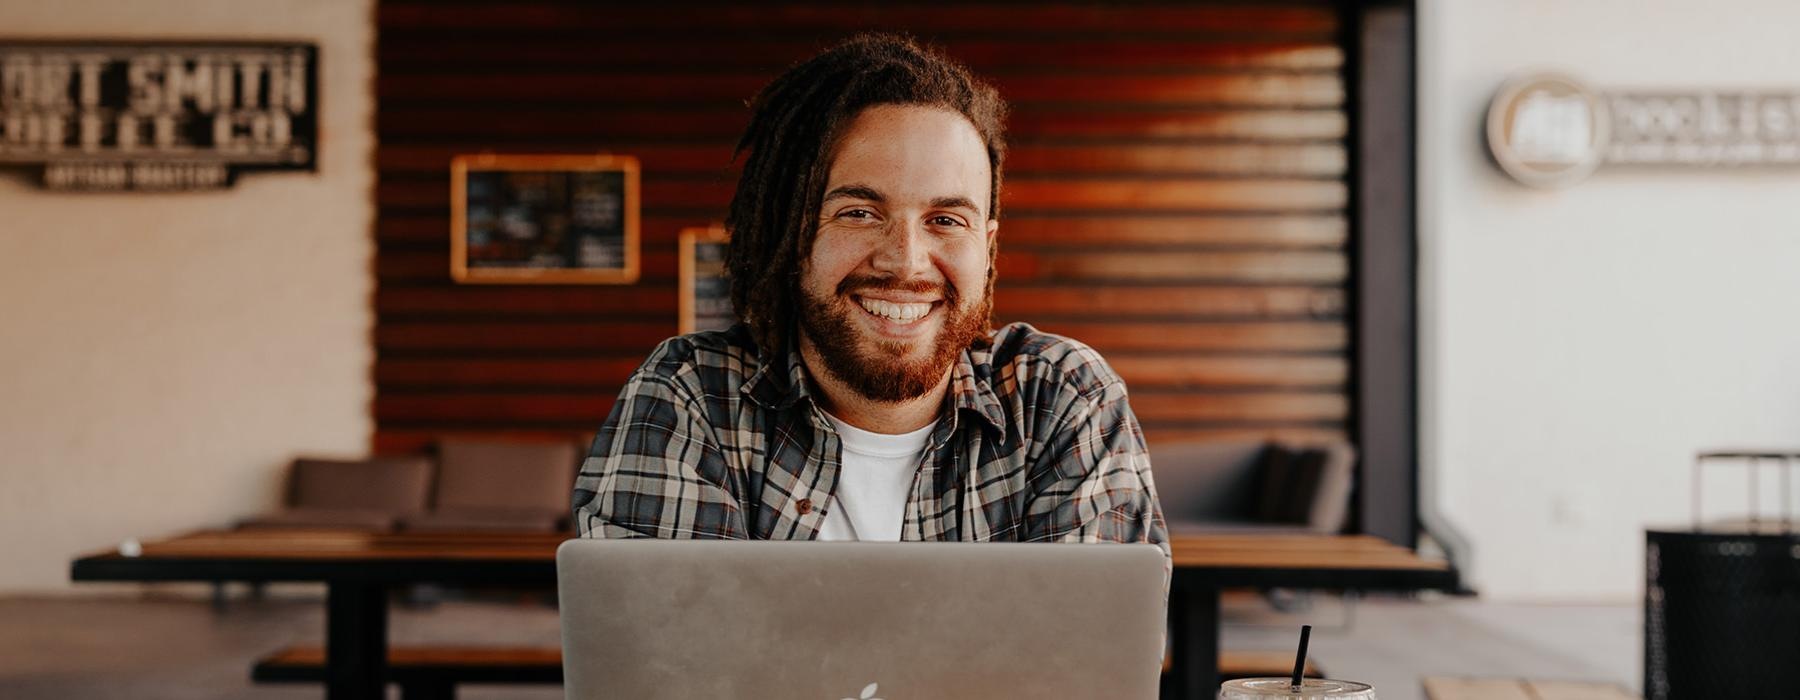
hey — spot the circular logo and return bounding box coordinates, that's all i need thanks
[1486,74,1609,187]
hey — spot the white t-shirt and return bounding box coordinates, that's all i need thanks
[814,413,934,542]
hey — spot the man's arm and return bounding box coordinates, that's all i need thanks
[572,369,749,540]
[1021,376,1171,567]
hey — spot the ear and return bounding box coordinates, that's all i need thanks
[984,219,1000,285]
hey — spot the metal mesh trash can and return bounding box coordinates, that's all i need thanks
[1644,530,1800,700]
[1645,450,1800,700]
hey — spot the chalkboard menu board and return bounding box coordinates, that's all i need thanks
[450,154,639,284]
[679,226,734,333]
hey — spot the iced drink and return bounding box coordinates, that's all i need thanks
[1218,677,1376,699]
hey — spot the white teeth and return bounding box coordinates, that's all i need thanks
[858,297,932,322]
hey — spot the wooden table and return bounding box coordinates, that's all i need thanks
[1163,532,1458,698]
[74,530,558,700]
[72,529,1455,700]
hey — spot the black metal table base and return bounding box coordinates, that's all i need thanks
[325,580,1225,700]
[326,582,389,700]
[1161,585,1220,700]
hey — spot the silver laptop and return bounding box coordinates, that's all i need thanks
[556,540,1167,700]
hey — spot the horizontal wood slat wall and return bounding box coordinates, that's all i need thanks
[374,1,1349,454]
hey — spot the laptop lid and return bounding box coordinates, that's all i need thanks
[557,540,1166,700]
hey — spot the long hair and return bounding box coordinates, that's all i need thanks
[724,33,1008,357]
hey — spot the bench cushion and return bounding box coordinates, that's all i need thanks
[1165,520,1317,536]
[289,456,434,514]
[400,509,568,533]
[1254,446,1340,525]
[1153,439,1355,534]
[432,439,578,513]
[237,507,398,531]
[1148,440,1267,522]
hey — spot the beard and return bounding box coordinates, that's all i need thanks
[798,273,991,403]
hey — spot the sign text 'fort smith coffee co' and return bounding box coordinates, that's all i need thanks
[0,41,317,191]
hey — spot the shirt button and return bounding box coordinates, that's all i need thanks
[796,498,814,515]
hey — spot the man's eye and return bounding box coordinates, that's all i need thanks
[839,209,875,220]
[931,215,966,228]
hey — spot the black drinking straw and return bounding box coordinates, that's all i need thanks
[1290,624,1313,691]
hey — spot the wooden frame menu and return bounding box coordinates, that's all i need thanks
[678,225,733,333]
[449,154,640,284]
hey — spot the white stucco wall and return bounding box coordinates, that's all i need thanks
[1420,0,1800,600]
[0,0,373,592]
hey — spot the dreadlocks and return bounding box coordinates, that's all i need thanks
[724,33,1008,357]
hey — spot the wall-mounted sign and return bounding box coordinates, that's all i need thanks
[1487,73,1800,187]
[450,153,640,285]
[679,225,733,334]
[0,40,317,190]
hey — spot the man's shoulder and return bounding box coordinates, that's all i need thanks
[634,324,762,392]
[984,322,1123,402]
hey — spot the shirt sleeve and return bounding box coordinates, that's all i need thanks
[571,370,749,540]
[1021,376,1172,575]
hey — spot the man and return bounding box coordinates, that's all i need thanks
[572,34,1166,562]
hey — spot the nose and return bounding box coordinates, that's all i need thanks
[870,217,934,279]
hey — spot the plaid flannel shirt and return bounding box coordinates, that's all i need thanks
[571,322,1169,570]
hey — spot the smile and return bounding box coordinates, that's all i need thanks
[855,296,936,325]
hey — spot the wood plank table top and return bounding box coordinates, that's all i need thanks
[73,529,1455,590]
[121,529,566,560]
[1171,533,1450,570]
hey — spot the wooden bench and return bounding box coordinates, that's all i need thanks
[253,646,562,700]
[256,644,1321,698]
[1423,677,1636,700]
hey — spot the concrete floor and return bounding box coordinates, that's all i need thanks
[0,588,1638,699]
[1220,593,1639,699]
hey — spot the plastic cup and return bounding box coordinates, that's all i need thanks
[1218,677,1376,699]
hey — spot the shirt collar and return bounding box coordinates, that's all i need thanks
[742,333,813,412]
[742,333,1008,435]
[948,341,1007,435]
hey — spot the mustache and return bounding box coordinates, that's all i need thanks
[835,274,960,304]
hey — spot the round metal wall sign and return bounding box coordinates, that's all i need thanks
[1486,74,1610,188]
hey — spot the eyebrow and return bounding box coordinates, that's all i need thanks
[822,184,884,203]
[821,184,984,216]
[928,195,981,214]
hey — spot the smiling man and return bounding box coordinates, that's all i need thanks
[572,34,1166,559]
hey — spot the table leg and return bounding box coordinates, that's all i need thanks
[402,679,455,700]
[1161,584,1220,700]
[326,581,388,700]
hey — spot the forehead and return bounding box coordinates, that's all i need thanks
[825,104,991,208]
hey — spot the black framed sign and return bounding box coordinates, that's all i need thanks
[0,40,318,190]
[450,153,640,285]
[679,225,732,333]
